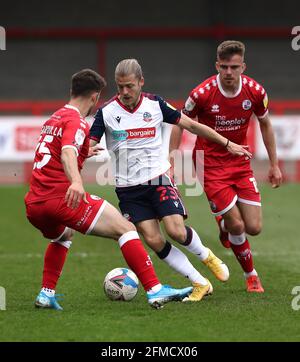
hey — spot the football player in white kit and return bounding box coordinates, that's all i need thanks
[89,59,251,301]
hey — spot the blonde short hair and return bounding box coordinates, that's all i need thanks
[115,59,143,80]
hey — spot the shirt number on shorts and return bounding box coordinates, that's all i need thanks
[249,177,259,193]
[33,135,54,170]
[156,186,178,202]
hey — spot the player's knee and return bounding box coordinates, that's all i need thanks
[227,219,245,234]
[59,228,75,241]
[115,221,137,240]
[144,235,165,253]
[246,222,262,236]
[166,224,186,243]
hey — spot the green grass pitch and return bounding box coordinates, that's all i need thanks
[0,183,299,342]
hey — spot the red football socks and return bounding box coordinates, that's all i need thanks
[230,239,254,273]
[42,242,69,290]
[120,238,160,291]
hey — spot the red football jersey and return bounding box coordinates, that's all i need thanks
[26,105,90,203]
[183,74,269,168]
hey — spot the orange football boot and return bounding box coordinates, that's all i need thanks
[246,275,265,293]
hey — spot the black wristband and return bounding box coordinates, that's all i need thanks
[225,139,230,148]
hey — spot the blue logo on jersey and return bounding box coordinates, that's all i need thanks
[112,130,128,141]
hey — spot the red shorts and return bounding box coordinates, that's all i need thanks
[25,193,106,240]
[203,165,261,216]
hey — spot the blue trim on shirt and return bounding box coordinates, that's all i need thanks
[156,95,181,124]
[90,108,105,141]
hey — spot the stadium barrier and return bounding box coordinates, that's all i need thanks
[0,100,300,184]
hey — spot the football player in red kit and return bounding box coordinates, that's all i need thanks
[25,69,193,310]
[170,41,282,293]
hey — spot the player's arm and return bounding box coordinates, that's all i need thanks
[168,95,197,178]
[258,113,282,188]
[90,139,98,147]
[169,125,184,154]
[177,113,252,158]
[61,148,88,209]
[88,108,106,157]
[88,139,104,158]
[168,125,184,178]
[169,94,197,155]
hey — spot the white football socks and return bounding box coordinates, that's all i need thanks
[244,269,258,278]
[228,232,246,245]
[161,243,208,285]
[183,227,209,261]
[147,284,162,294]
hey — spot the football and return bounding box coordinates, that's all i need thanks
[103,267,139,301]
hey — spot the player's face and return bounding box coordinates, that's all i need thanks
[216,54,246,89]
[116,74,144,109]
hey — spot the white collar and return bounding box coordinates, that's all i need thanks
[216,74,242,98]
[65,104,82,116]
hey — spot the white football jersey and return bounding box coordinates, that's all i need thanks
[90,93,181,187]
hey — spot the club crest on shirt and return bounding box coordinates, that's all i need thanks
[242,99,252,110]
[143,112,152,122]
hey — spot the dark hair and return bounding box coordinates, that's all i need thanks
[71,69,106,97]
[217,40,245,60]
